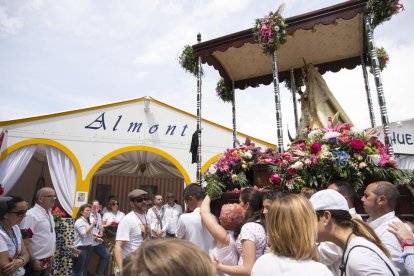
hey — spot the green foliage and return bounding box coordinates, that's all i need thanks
[178,45,203,77]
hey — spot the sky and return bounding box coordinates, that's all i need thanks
[0,0,413,146]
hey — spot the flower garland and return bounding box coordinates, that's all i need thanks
[367,0,404,28]
[216,78,233,103]
[376,47,389,71]
[253,9,288,55]
[267,119,414,192]
[178,45,203,77]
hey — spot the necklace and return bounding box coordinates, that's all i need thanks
[44,208,53,233]
[134,212,150,241]
[0,222,18,258]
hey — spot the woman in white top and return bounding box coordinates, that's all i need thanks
[252,194,332,276]
[310,189,398,276]
[216,188,267,276]
[72,204,99,276]
[200,195,245,271]
[102,199,125,227]
[0,196,29,276]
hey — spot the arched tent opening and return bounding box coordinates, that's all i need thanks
[0,139,81,216]
[87,147,190,213]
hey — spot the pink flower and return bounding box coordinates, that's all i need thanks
[269,174,281,185]
[310,142,321,155]
[287,167,298,175]
[351,138,365,151]
[339,135,350,144]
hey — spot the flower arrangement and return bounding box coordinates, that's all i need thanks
[52,206,66,222]
[267,117,414,192]
[376,47,389,71]
[367,0,404,28]
[178,45,203,77]
[203,144,258,197]
[21,228,33,239]
[252,6,288,55]
[216,78,233,103]
[0,184,3,197]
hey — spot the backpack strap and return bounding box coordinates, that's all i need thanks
[152,206,163,229]
[339,245,396,276]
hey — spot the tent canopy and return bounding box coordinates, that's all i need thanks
[193,0,368,90]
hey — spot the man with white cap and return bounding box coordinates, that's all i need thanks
[310,189,398,276]
[114,189,152,274]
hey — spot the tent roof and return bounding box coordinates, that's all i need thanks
[193,0,368,90]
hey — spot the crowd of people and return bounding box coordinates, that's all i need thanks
[0,181,414,275]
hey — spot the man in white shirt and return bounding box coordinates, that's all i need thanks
[176,184,215,254]
[362,181,408,275]
[147,194,167,238]
[89,200,110,276]
[164,192,182,237]
[20,187,56,276]
[114,189,152,275]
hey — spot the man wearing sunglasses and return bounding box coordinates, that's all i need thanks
[20,187,57,276]
[114,189,152,275]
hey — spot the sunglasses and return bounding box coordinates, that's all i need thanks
[132,197,148,203]
[167,196,174,198]
[9,210,27,217]
[111,203,119,206]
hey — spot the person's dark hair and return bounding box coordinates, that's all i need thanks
[316,209,391,258]
[75,204,92,223]
[183,183,205,201]
[330,180,357,204]
[263,190,285,201]
[372,181,400,210]
[235,188,264,238]
[0,196,25,221]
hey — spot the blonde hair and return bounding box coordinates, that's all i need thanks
[267,194,318,260]
[122,239,215,276]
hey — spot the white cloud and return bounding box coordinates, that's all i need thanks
[0,6,23,35]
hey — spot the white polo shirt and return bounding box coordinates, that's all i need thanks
[20,203,56,259]
[102,211,125,225]
[90,212,103,246]
[175,207,215,254]
[0,225,25,276]
[164,203,182,235]
[73,216,93,247]
[368,211,408,275]
[116,211,152,259]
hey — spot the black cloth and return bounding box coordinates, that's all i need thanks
[190,130,201,164]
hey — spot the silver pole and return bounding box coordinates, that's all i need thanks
[231,80,237,148]
[364,16,394,156]
[360,55,376,128]
[290,68,299,132]
[272,52,284,153]
[196,33,202,184]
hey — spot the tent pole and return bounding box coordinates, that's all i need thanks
[290,68,299,133]
[196,33,202,185]
[364,16,394,157]
[232,80,237,148]
[360,55,376,128]
[272,52,284,153]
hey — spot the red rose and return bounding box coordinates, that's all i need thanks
[310,142,321,155]
[351,138,365,151]
[269,174,281,185]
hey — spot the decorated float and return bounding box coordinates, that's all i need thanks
[180,0,413,216]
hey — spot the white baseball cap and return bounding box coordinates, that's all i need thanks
[310,189,349,211]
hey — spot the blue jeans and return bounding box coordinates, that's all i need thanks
[71,245,92,276]
[91,243,110,276]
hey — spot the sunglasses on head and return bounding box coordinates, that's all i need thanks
[9,210,27,217]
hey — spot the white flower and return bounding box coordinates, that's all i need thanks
[323,131,340,140]
[208,166,217,174]
[244,151,253,160]
[308,129,322,140]
[201,180,207,188]
[291,161,303,170]
[368,154,381,165]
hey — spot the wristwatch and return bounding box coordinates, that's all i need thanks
[401,238,414,248]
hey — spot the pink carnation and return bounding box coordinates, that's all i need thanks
[269,173,281,185]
